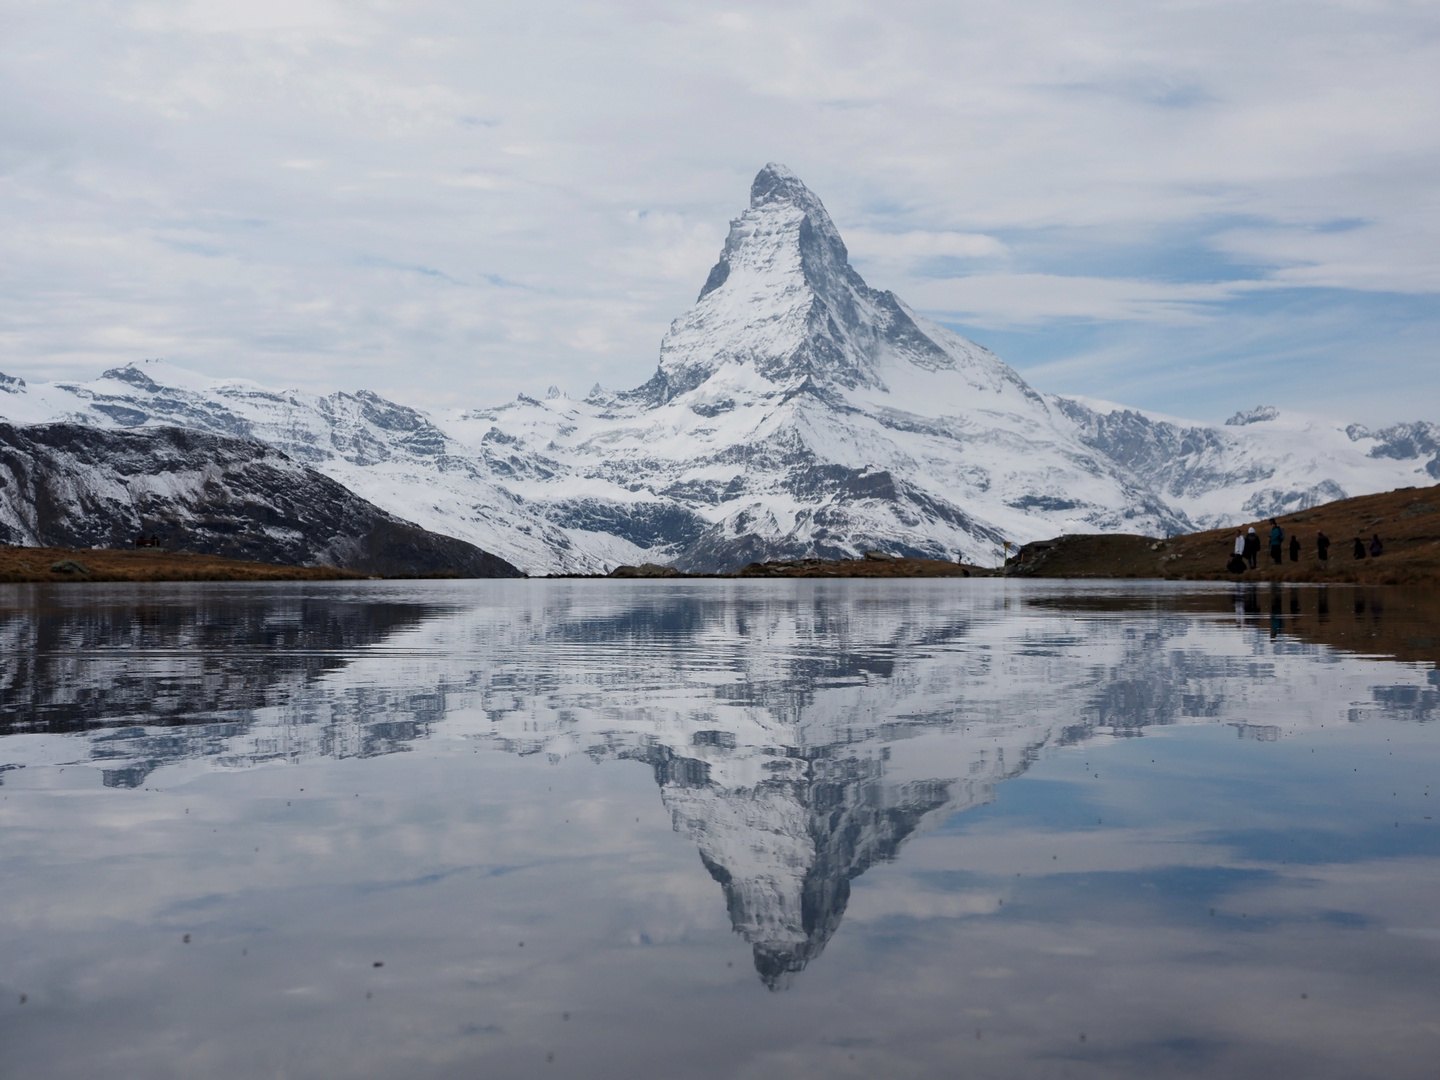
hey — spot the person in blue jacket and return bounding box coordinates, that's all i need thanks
[1268,519,1284,565]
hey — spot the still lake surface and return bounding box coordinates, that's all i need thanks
[0,579,1437,1079]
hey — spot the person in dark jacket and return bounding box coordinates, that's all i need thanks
[1244,527,1260,569]
[1317,532,1330,562]
[1269,519,1284,565]
[1353,537,1366,559]
[1288,535,1300,562]
[1369,534,1384,557]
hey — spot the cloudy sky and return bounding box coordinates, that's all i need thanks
[2,0,1438,422]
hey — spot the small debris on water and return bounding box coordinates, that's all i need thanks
[373,961,383,968]
[183,934,191,944]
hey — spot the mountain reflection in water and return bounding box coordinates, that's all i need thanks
[2,580,1435,995]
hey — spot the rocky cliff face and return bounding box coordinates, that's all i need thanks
[0,423,521,577]
[1,165,1435,573]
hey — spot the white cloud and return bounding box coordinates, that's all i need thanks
[846,229,1007,262]
[902,273,1254,326]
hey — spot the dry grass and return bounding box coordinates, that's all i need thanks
[1012,483,1440,585]
[0,546,363,584]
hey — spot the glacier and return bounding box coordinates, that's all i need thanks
[1,163,1436,575]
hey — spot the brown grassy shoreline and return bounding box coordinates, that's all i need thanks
[1008,483,1440,585]
[0,546,365,583]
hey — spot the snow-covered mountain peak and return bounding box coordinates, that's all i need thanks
[645,164,1022,409]
[749,161,823,209]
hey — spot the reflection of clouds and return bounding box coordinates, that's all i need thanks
[844,881,1002,923]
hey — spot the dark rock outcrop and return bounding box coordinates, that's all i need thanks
[0,423,522,577]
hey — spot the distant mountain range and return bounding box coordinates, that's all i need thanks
[2,163,1435,574]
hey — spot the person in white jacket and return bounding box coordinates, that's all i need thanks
[1229,532,1248,573]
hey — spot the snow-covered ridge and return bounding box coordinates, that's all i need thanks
[1,164,1435,573]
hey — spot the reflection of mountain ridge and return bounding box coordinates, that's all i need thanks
[1,583,1435,983]
[0,589,447,786]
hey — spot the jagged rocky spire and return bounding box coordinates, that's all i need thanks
[641,163,961,404]
[694,163,853,303]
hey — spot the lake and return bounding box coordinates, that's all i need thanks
[1,579,1437,1079]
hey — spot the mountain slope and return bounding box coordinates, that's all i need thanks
[0,164,1435,573]
[0,423,522,577]
[0,364,603,573]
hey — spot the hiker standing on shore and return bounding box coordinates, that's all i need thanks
[1317,532,1330,562]
[1244,527,1260,569]
[1288,535,1300,562]
[1229,532,1247,573]
[1353,537,1366,559]
[1369,534,1384,557]
[1269,519,1284,565]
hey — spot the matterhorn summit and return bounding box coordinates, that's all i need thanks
[1,166,1436,573]
[640,163,1025,405]
[461,163,1188,570]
